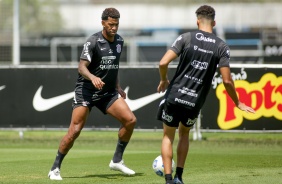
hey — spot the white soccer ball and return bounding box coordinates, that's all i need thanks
[152,155,175,177]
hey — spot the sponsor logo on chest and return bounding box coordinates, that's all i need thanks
[195,33,216,43]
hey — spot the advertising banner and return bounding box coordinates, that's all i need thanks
[0,67,166,129]
[202,66,282,130]
[0,65,281,130]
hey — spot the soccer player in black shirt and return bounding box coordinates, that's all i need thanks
[48,8,136,180]
[156,5,255,184]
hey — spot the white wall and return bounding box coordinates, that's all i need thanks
[59,3,282,33]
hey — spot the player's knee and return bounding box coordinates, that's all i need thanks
[68,122,83,140]
[73,127,82,138]
[67,129,81,141]
[126,116,137,129]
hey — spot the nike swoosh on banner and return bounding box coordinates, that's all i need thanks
[124,86,164,111]
[33,86,74,111]
[0,85,6,91]
[33,86,164,112]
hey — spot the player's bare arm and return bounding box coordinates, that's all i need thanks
[157,50,178,93]
[78,59,105,90]
[220,67,255,113]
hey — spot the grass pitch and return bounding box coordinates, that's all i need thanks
[0,130,282,184]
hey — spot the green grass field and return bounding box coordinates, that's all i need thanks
[0,130,282,184]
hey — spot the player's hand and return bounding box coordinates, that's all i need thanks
[91,76,105,90]
[237,101,256,113]
[117,86,126,99]
[157,80,170,93]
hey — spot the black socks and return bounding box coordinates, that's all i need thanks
[51,150,66,170]
[165,174,173,184]
[165,167,184,183]
[112,140,128,163]
[174,167,184,181]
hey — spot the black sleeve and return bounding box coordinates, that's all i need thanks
[169,33,191,56]
[218,42,230,67]
[80,35,97,62]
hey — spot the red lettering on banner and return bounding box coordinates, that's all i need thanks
[216,73,282,130]
[275,85,282,112]
[263,81,276,109]
[223,90,236,121]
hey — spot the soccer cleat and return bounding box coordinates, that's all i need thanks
[109,160,135,175]
[174,176,184,184]
[166,180,174,184]
[48,167,62,180]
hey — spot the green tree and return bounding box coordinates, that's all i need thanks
[20,0,63,38]
[0,0,14,44]
[0,0,63,41]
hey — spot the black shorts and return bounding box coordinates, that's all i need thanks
[72,87,118,114]
[157,99,200,127]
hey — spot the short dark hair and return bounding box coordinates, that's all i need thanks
[101,8,120,20]
[195,5,215,21]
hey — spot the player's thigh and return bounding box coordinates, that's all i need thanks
[70,106,90,129]
[178,123,191,137]
[163,123,177,141]
[106,97,136,124]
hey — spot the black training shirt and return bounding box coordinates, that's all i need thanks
[165,30,230,110]
[77,31,124,95]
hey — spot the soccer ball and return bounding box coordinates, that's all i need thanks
[152,155,175,177]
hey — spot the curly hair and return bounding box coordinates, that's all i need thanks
[101,8,120,20]
[195,5,215,21]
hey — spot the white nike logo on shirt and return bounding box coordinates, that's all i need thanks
[33,86,164,112]
[0,85,6,91]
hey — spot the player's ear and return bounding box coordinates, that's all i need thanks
[102,20,105,27]
[212,20,216,27]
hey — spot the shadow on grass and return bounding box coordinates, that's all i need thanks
[65,172,144,179]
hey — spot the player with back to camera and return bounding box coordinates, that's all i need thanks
[156,5,255,184]
[48,8,136,180]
